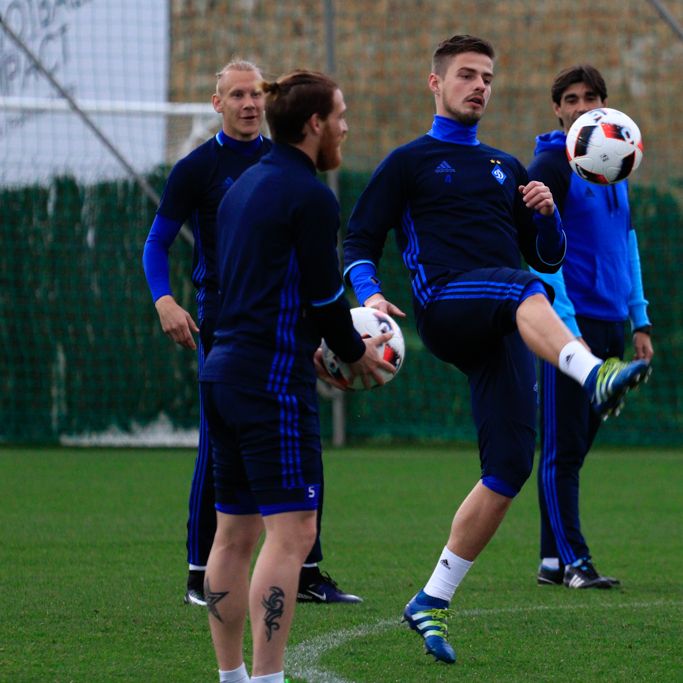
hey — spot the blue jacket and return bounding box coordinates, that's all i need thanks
[528,130,650,335]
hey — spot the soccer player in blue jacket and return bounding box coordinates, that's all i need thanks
[529,65,654,590]
[142,61,360,608]
[200,70,394,683]
[343,35,651,664]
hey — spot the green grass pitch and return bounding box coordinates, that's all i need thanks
[1,446,681,682]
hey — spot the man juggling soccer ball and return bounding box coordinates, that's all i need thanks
[343,35,651,664]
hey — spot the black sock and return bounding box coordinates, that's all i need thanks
[187,569,205,591]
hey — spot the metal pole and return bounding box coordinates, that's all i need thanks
[646,0,683,42]
[0,13,195,246]
[324,0,340,199]
[323,0,346,447]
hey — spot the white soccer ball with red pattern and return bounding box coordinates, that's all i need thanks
[565,107,643,185]
[321,307,405,390]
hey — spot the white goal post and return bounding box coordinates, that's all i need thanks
[0,95,219,171]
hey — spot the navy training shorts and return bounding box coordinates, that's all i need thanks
[201,382,322,516]
[418,267,549,496]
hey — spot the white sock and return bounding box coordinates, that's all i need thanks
[558,340,601,385]
[423,546,473,602]
[219,663,249,683]
[541,557,560,570]
[250,673,284,683]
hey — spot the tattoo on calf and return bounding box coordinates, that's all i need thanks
[261,586,285,641]
[204,577,229,622]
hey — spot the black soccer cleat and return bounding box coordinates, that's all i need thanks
[563,559,618,589]
[184,588,207,606]
[297,567,363,604]
[184,569,207,606]
[537,565,564,586]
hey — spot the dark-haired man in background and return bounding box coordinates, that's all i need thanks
[529,64,653,590]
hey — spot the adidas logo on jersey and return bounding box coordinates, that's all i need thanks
[435,160,455,184]
[435,160,455,174]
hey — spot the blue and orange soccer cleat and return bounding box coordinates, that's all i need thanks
[585,357,651,420]
[402,592,456,664]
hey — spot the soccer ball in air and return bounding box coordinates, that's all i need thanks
[321,307,405,390]
[565,107,643,185]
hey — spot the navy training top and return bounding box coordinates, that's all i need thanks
[344,117,565,312]
[201,143,365,393]
[144,131,272,320]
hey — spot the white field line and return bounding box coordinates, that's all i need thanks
[286,600,683,683]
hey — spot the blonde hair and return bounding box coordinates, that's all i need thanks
[215,59,261,93]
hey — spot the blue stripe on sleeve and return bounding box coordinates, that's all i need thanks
[343,258,374,279]
[310,284,345,307]
[627,229,651,331]
[534,208,566,267]
[142,213,184,302]
[346,260,382,306]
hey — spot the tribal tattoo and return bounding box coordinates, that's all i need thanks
[261,586,285,641]
[204,577,229,622]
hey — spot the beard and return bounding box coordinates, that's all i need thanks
[443,101,484,127]
[316,127,342,172]
[451,112,481,127]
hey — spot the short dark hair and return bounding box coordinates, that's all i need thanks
[262,70,338,144]
[551,64,608,104]
[432,35,495,76]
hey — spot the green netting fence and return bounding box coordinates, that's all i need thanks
[1,169,680,445]
[1,0,682,446]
